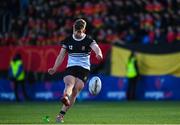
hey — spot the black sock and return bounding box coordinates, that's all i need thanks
[60,111,66,115]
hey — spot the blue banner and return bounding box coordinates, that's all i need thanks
[78,75,128,101]
[0,75,180,101]
[136,75,180,100]
[0,76,128,101]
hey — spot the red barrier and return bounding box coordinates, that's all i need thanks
[0,44,111,72]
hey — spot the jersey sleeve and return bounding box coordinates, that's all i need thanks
[91,39,97,45]
[88,36,97,46]
[60,39,67,49]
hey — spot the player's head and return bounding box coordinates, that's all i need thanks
[73,19,86,35]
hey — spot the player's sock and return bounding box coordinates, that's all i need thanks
[60,111,66,116]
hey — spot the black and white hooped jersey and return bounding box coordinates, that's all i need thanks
[61,34,96,70]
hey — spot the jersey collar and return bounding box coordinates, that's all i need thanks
[72,33,86,41]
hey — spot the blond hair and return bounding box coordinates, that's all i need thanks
[73,19,86,31]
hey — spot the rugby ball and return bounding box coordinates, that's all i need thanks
[88,76,102,95]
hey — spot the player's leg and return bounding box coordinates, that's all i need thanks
[68,67,89,106]
[56,75,76,123]
[57,78,85,122]
[60,78,85,109]
[61,75,76,106]
[69,78,84,106]
[56,66,89,123]
[60,67,88,111]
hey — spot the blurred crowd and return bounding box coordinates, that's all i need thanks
[0,0,180,46]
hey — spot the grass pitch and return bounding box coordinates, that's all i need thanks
[0,101,180,124]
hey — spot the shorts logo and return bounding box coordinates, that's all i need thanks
[84,76,87,81]
[82,46,85,51]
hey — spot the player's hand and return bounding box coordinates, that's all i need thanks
[96,54,103,61]
[48,68,56,75]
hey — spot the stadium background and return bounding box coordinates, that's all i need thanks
[0,0,180,124]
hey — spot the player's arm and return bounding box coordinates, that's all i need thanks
[90,41,103,61]
[48,47,66,75]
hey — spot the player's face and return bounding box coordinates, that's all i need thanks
[74,29,85,39]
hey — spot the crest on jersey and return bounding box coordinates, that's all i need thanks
[82,46,85,51]
[69,45,73,50]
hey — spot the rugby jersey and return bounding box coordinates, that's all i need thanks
[61,34,96,70]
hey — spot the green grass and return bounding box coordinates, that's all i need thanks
[0,101,180,124]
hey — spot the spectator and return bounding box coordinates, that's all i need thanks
[176,27,180,42]
[0,0,179,45]
[126,51,139,100]
[8,53,29,101]
[154,28,165,44]
[166,26,176,43]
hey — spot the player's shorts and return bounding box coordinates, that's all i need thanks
[64,66,90,83]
